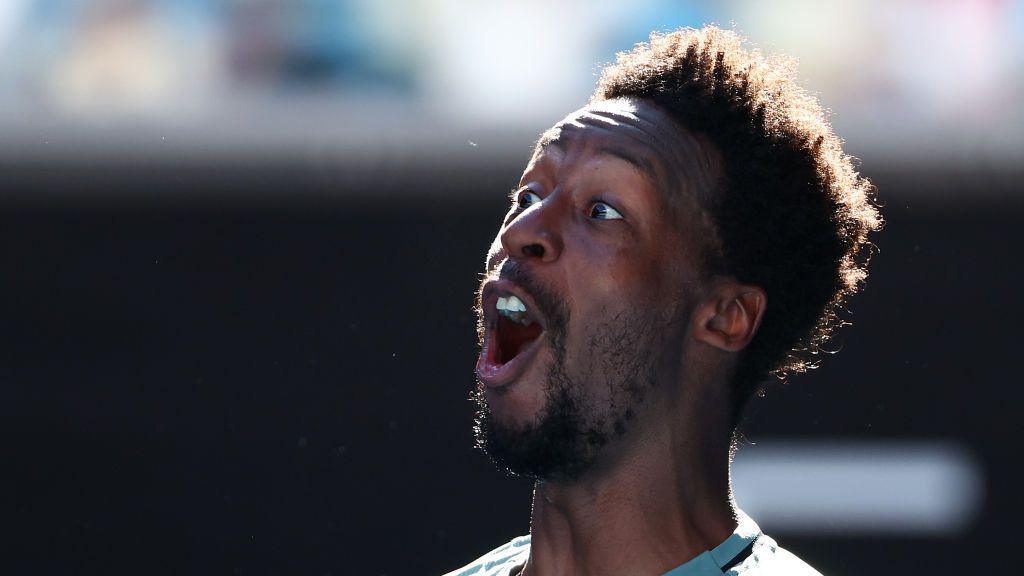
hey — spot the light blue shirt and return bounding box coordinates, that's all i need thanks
[442,510,823,576]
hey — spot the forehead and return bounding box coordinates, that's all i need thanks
[538,99,671,163]
[531,98,719,209]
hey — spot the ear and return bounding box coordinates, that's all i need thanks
[692,282,767,352]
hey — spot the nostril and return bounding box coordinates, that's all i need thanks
[522,244,545,258]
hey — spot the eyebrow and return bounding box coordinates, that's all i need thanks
[538,129,656,175]
[594,145,656,177]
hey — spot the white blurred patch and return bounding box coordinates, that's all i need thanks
[0,1,29,51]
[732,440,983,536]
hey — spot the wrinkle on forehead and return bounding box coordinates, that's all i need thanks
[535,98,722,210]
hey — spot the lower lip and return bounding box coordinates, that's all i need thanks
[475,329,546,389]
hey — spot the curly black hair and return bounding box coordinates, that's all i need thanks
[591,26,882,429]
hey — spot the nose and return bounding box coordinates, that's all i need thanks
[499,197,564,263]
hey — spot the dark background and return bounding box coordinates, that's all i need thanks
[4,162,1020,575]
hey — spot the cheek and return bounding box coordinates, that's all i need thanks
[569,242,668,306]
[561,248,684,353]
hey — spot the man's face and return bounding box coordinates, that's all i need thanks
[473,98,718,481]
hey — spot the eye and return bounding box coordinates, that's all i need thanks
[589,201,623,220]
[514,188,542,210]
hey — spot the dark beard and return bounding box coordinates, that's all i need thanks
[472,261,661,482]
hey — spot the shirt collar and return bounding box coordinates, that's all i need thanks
[660,510,762,576]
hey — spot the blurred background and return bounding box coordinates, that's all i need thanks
[2,1,1019,574]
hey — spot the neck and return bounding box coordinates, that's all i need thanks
[520,393,735,576]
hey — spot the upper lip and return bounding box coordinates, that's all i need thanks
[480,278,548,331]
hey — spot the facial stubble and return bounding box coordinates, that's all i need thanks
[473,263,668,482]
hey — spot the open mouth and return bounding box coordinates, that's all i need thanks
[493,295,544,363]
[477,284,547,388]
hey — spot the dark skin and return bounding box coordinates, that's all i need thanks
[478,98,767,576]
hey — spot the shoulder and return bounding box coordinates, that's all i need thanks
[731,534,823,576]
[441,535,531,576]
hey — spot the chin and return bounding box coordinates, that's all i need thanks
[479,367,551,429]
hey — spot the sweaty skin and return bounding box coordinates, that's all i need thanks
[477,98,767,576]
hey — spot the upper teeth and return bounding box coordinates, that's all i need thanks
[497,295,526,312]
[496,295,530,323]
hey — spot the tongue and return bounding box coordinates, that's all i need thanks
[497,318,542,364]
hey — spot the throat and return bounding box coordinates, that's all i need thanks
[496,316,542,364]
[524,442,740,576]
